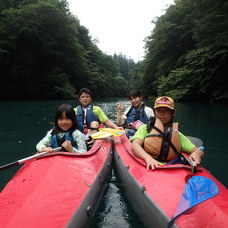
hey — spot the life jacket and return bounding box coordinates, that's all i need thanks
[76,105,99,133]
[125,104,148,124]
[143,117,181,162]
[51,129,78,150]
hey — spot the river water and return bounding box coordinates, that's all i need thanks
[0,98,227,227]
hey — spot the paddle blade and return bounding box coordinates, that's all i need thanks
[187,136,203,148]
[98,128,125,137]
[169,176,219,227]
[90,131,113,139]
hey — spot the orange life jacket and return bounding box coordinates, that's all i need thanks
[143,118,181,161]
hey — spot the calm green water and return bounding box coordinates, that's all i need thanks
[0,99,227,227]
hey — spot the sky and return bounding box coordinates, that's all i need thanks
[67,0,175,62]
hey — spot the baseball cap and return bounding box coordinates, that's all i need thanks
[154,96,175,109]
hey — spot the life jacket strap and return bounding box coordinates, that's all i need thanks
[145,124,180,161]
[152,125,180,155]
[51,129,77,150]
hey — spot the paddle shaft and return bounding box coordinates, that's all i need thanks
[0,147,62,171]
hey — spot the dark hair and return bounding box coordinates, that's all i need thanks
[78,88,93,98]
[54,104,77,133]
[128,90,142,99]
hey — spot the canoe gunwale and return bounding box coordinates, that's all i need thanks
[66,139,113,228]
[36,139,104,160]
[113,140,178,228]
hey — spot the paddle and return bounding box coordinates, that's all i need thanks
[86,131,113,141]
[168,165,219,227]
[99,128,125,136]
[167,137,219,227]
[86,127,125,137]
[187,136,203,148]
[0,147,62,171]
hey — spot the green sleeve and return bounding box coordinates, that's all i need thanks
[179,131,196,153]
[130,124,148,142]
[93,106,109,122]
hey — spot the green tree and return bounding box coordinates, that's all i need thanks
[0,0,127,99]
[144,0,228,102]
[0,0,85,98]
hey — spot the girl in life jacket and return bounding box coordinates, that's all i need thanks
[131,96,204,170]
[36,104,87,154]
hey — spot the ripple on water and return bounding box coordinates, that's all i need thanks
[90,173,145,228]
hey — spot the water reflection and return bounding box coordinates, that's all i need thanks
[90,170,145,228]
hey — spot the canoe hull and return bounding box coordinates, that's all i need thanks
[0,139,113,228]
[114,135,228,228]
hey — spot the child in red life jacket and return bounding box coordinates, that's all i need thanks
[131,96,205,170]
[36,104,87,153]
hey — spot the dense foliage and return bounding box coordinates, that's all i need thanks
[0,0,134,99]
[142,0,228,102]
[1,0,227,102]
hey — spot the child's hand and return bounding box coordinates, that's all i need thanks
[117,102,124,113]
[189,148,205,165]
[116,126,124,130]
[61,140,73,152]
[39,147,53,153]
[145,156,163,171]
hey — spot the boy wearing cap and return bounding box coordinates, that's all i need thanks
[131,96,204,170]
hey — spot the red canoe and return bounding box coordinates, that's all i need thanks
[0,139,112,228]
[113,134,228,228]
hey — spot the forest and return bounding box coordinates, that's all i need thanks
[0,0,227,102]
[0,0,134,99]
[142,0,228,102]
